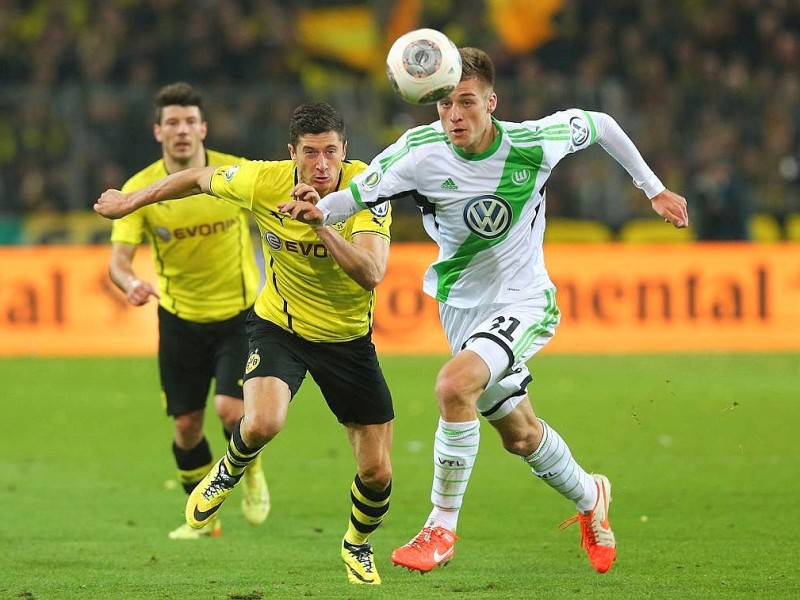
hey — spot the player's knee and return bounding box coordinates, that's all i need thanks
[241,413,283,446]
[435,371,473,409]
[214,395,244,431]
[174,411,204,443]
[358,464,392,492]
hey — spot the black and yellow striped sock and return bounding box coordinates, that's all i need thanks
[222,417,262,476]
[173,437,214,494]
[344,475,391,546]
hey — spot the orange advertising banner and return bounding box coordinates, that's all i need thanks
[1,243,799,356]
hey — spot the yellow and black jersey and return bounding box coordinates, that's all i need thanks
[111,150,260,323]
[209,159,392,342]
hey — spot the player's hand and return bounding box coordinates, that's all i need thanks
[94,189,135,219]
[126,278,160,306]
[290,182,321,205]
[279,186,325,229]
[651,189,689,228]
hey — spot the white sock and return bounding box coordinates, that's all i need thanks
[427,417,480,532]
[523,419,597,513]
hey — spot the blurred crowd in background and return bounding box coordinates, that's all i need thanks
[1,0,800,242]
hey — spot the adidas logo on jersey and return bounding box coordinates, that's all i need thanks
[441,178,458,190]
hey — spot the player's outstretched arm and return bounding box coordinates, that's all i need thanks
[651,189,689,228]
[94,166,216,219]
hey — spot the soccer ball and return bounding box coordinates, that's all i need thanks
[385,28,462,105]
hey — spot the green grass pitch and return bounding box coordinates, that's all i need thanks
[1,353,798,599]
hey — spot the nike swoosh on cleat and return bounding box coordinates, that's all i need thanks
[433,548,453,563]
[346,565,371,583]
[193,504,222,523]
[599,488,611,529]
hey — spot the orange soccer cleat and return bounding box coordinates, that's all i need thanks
[559,474,616,573]
[390,526,458,572]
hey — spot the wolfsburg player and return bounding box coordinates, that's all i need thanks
[281,47,688,575]
[96,103,393,585]
[109,82,269,541]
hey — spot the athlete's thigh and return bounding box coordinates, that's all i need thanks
[158,306,214,416]
[441,289,561,421]
[308,335,394,426]
[243,313,309,396]
[211,308,250,399]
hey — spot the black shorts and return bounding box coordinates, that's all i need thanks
[244,314,394,425]
[158,306,251,417]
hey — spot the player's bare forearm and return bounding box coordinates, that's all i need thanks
[108,243,160,305]
[651,189,689,228]
[315,228,388,290]
[94,167,211,219]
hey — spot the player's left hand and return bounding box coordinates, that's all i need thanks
[94,189,134,220]
[289,183,321,204]
[278,199,324,228]
[651,189,689,228]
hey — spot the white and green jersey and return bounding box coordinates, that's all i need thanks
[320,109,664,308]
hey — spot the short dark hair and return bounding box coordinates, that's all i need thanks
[289,102,346,147]
[154,82,204,124]
[459,47,495,89]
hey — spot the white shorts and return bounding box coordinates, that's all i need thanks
[438,288,560,421]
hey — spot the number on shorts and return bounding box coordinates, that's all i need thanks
[490,316,521,342]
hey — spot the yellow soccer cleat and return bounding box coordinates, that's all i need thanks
[168,519,221,540]
[341,539,381,585]
[185,457,242,529]
[241,454,271,525]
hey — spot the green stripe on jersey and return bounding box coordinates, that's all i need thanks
[433,145,544,302]
[348,180,367,209]
[379,127,447,172]
[580,110,597,144]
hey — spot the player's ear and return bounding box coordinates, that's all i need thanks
[342,140,347,160]
[288,143,296,161]
[198,120,208,141]
[153,123,162,143]
[487,92,498,114]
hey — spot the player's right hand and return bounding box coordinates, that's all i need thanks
[280,185,325,228]
[126,279,160,306]
[651,189,688,228]
[290,182,321,204]
[94,189,133,220]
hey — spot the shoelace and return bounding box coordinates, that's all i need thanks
[558,513,596,548]
[406,527,434,549]
[202,464,237,500]
[347,543,375,572]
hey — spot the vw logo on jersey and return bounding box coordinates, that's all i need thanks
[369,202,389,218]
[264,231,281,250]
[570,116,590,147]
[463,195,513,239]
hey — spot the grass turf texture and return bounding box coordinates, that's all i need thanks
[1,353,798,599]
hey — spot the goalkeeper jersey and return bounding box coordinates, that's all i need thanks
[343,110,661,308]
[111,149,259,322]
[209,159,391,342]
